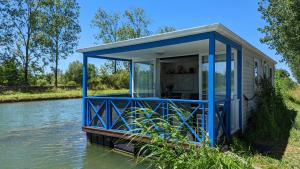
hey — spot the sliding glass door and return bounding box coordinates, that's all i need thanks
[134,62,154,97]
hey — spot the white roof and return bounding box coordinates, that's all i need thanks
[77,23,276,64]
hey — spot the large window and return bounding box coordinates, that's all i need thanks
[201,54,235,99]
[134,62,154,97]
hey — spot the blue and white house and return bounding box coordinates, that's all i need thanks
[77,23,276,146]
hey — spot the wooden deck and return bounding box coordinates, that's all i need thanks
[82,126,151,143]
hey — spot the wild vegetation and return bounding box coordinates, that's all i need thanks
[230,69,300,168]
[123,69,300,169]
[0,88,128,103]
[128,107,253,169]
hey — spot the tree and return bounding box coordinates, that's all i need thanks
[0,57,22,86]
[2,0,45,85]
[157,26,176,34]
[41,0,80,87]
[0,1,15,61]
[91,7,151,73]
[64,60,98,87]
[258,0,300,82]
[64,60,82,85]
[124,7,151,38]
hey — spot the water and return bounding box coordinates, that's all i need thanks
[0,99,144,169]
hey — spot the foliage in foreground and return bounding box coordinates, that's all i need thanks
[247,76,295,144]
[230,75,300,168]
[128,106,252,169]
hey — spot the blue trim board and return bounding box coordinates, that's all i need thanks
[82,32,211,57]
[208,32,216,146]
[84,55,132,61]
[214,32,242,50]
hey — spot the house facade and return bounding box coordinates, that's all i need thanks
[77,23,276,146]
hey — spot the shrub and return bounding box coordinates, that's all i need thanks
[275,69,296,96]
[66,81,77,86]
[247,76,294,143]
[128,105,252,169]
[36,79,48,86]
[99,69,129,89]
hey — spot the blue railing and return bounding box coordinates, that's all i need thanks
[83,96,229,144]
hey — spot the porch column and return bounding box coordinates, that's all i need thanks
[225,45,232,138]
[82,55,88,126]
[208,32,216,146]
[237,49,242,131]
[129,60,133,97]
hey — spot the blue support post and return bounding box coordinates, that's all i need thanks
[106,99,111,129]
[225,45,232,138]
[208,32,216,146]
[82,55,88,126]
[129,60,133,97]
[237,49,243,130]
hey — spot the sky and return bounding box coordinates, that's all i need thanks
[61,0,289,76]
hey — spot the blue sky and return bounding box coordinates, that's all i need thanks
[61,0,289,75]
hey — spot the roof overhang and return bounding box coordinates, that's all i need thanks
[77,23,276,64]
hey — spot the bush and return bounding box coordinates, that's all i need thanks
[128,105,252,169]
[275,69,296,96]
[247,76,294,143]
[99,69,129,89]
[36,79,48,86]
[66,81,77,86]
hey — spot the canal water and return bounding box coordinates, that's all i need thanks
[0,99,144,169]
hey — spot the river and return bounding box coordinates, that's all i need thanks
[0,99,144,169]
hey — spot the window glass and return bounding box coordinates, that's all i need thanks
[254,60,259,85]
[134,62,154,97]
[264,62,268,76]
[202,54,235,100]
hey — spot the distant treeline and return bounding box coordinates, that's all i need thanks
[0,59,129,90]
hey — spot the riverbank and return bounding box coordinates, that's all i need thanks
[0,88,128,103]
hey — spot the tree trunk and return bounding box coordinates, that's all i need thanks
[54,37,59,88]
[24,56,29,85]
[114,60,117,73]
[24,36,30,86]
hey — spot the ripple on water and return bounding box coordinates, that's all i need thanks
[0,99,146,169]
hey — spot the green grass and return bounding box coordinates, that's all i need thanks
[232,86,300,169]
[0,88,128,103]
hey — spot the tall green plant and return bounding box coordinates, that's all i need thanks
[248,76,294,143]
[127,105,252,169]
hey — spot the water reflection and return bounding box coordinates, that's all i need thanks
[0,99,144,169]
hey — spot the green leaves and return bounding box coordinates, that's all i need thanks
[258,0,300,82]
[91,7,151,44]
[127,106,253,169]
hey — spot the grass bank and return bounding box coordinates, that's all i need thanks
[0,88,128,103]
[232,85,300,168]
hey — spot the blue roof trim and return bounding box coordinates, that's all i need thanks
[83,32,212,57]
[215,32,242,50]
